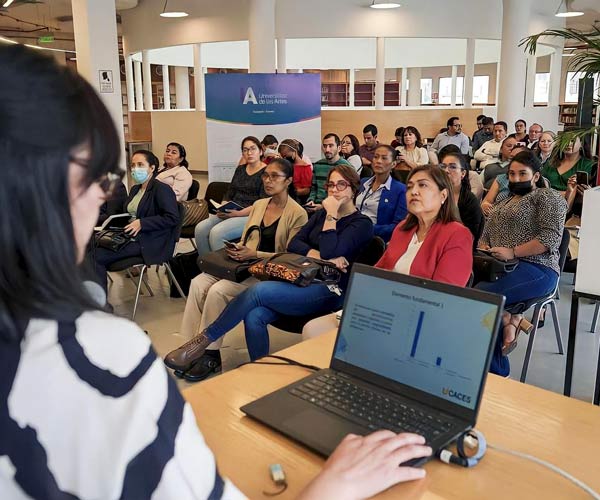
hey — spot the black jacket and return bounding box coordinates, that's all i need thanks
[125,178,180,264]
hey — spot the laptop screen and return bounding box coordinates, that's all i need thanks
[333,269,500,411]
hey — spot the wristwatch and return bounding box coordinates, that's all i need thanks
[325,214,338,222]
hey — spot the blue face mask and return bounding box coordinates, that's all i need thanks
[131,168,150,184]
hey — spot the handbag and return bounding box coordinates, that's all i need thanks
[196,226,260,283]
[473,250,519,283]
[168,250,201,297]
[181,198,209,227]
[249,253,341,287]
[95,229,133,252]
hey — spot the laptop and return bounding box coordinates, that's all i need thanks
[241,263,504,463]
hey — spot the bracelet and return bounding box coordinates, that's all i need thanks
[325,214,338,222]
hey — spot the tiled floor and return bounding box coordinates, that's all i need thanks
[107,241,600,403]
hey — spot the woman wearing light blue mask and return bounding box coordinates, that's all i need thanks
[93,150,180,292]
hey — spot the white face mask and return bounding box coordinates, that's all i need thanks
[264,147,277,156]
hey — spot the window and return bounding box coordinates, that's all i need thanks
[472,75,489,104]
[438,77,464,104]
[534,73,550,103]
[420,78,432,104]
[565,71,583,103]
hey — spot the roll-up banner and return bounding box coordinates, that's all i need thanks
[205,73,321,182]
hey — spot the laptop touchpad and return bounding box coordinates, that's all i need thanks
[281,409,365,452]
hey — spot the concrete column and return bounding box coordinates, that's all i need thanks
[124,54,135,112]
[400,67,408,107]
[134,60,144,111]
[497,0,532,125]
[162,65,170,110]
[349,68,355,107]
[71,0,125,168]
[175,66,190,109]
[249,0,276,72]
[548,44,563,107]
[407,67,422,106]
[276,37,286,73]
[450,65,458,106]
[464,38,475,107]
[193,44,205,111]
[525,55,537,107]
[375,37,385,109]
[142,49,152,110]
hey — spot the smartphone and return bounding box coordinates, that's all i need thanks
[576,171,589,185]
[223,240,239,250]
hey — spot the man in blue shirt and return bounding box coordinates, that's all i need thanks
[431,116,470,155]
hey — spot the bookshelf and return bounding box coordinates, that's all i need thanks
[559,103,598,125]
[321,83,349,107]
[355,82,374,106]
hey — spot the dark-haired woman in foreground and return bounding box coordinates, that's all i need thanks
[0,45,431,499]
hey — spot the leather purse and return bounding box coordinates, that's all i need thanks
[95,229,133,252]
[473,250,519,283]
[197,226,260,283]
[181,198,209,227]
[249,253,341,287]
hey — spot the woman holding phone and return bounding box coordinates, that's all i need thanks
[541,136,595,193]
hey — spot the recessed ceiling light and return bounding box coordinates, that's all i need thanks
[160,0,188,17]
[2,0,15,8]
[370,1,401,9]
[555,0,584,17]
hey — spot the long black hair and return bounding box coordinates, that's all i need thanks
[0,45,121,341]
[164,142,189,169]
[133,149,160,178]
[268,157,297,200]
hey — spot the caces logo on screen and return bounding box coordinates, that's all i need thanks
[442,387,472,404]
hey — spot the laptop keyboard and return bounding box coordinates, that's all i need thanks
[289,373,454,440]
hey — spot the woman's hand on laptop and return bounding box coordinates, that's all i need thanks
[298,431,431,500]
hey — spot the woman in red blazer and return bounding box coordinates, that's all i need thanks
[375,164,473,286]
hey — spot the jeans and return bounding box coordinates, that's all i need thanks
[475,261,558,377]
[194,215,248,257]
[205,281,344,360]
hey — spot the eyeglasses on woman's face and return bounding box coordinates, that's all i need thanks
[438,162,463,173]
[324,180,351,191]
[261,172,287,182]
[242,145,259,154]
[97,172,123,197]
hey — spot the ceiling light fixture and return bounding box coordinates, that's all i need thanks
[370,0,401,9]
[160,0,188,17]
[2,0,15,8]
[555,0,584,18]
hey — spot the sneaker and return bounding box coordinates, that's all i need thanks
[183,351,222,382]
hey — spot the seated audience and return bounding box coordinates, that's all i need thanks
[195,136,267,256]
[156,142,193,201]
[472,116,494,152]
[430,116,470,155]
[438,145,484,200]
[480,143,528,216]
[306,133,351,210]
[359,123,379,166]
[476,150,567,376]
[340,133,363,172]
[471,114,486,142]
[261,134,279,162]
[303,164,472,340]
[97,181,128,225]
[514,119,528,144]
[481,136,517,190]
[393,125,429,183]
[356,145,407,242]
[474,121,507,170]
[527,123,543,150]
[175,159,308,381]
[278,138,312,203]
[165,164,373,366]
[0,45,431,498]
[541,136,595,193]
[439,152,484,246]
[536,131,555,167]
[94,150,179,292]
[391,126,405,148]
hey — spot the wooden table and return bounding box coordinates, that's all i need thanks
[184,332,600,499]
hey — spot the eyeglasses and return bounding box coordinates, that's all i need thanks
[261,172,287,182]
[96,172,123,197]
[324,180,351,191]
[242,146,259,153]
[438,163,463,172]
[452,123,462,128]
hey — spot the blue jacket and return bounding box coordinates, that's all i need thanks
[125,179,180,265]
[357,176,407,242]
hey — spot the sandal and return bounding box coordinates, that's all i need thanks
[502,318,533,356]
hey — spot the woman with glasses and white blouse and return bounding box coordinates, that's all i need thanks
[194,136,267,256]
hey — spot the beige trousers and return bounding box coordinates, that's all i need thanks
[301,312,339,341]
[180,273,259,349]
